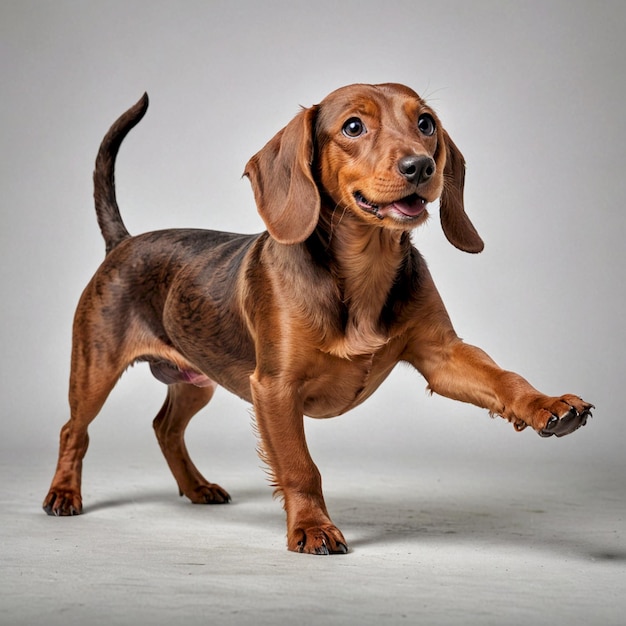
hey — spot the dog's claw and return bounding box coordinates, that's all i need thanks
[187,483,231,505]
[42,491,83,516]
[538,415,560,437]
[311,539,348,555]
[291,525,348,555]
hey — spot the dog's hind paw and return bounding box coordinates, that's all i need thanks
[185,482,231,504]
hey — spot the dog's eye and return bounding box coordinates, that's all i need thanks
[418,113,436,137]
[342,117,366,138]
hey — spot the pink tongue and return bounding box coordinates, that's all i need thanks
[386,196,425,217]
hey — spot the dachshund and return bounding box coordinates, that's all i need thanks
[43,83,593,554]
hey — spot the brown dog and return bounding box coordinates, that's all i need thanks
[43,84,593,554]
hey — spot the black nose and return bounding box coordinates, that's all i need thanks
[398,155,435,185]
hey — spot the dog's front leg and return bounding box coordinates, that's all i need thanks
[403,273,592,436]
[408,337,593,437]
[250,371,348,554]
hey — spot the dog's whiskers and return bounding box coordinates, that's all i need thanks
[327,202,348,248]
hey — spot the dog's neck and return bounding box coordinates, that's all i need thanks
[312,207,409,358]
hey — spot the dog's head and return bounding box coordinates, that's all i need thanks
[244,83,483,253]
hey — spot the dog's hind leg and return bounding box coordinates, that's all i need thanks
[43,331,126,516]
[153,382,231,504]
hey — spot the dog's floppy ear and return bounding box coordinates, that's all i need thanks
[244,106,320,245]
[439,130,484,253]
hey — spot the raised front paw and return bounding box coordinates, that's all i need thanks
[288,524,349,555]
[518,394,593,438]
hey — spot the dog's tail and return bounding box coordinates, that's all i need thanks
[93,93,149,254]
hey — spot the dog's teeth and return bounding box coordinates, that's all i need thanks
[355,192,378,210]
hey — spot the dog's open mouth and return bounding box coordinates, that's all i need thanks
[354,191,427,220]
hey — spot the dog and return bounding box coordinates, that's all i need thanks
[43,83,593,554]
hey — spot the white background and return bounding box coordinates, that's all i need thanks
[1,2,624,624]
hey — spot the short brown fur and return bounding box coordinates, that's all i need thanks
[43,84,593,554]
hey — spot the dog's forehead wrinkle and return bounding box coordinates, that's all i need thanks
[316,83,416,125]
[317,90,423,144]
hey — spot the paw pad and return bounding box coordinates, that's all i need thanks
[538,404,593,438]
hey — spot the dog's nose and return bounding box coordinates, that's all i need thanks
[398,155,435,185]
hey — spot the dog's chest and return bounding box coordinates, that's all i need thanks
[301,349,399,419]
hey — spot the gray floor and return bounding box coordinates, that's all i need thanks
[2,434,624,626]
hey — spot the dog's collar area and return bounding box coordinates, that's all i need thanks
[353,191,427,220]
